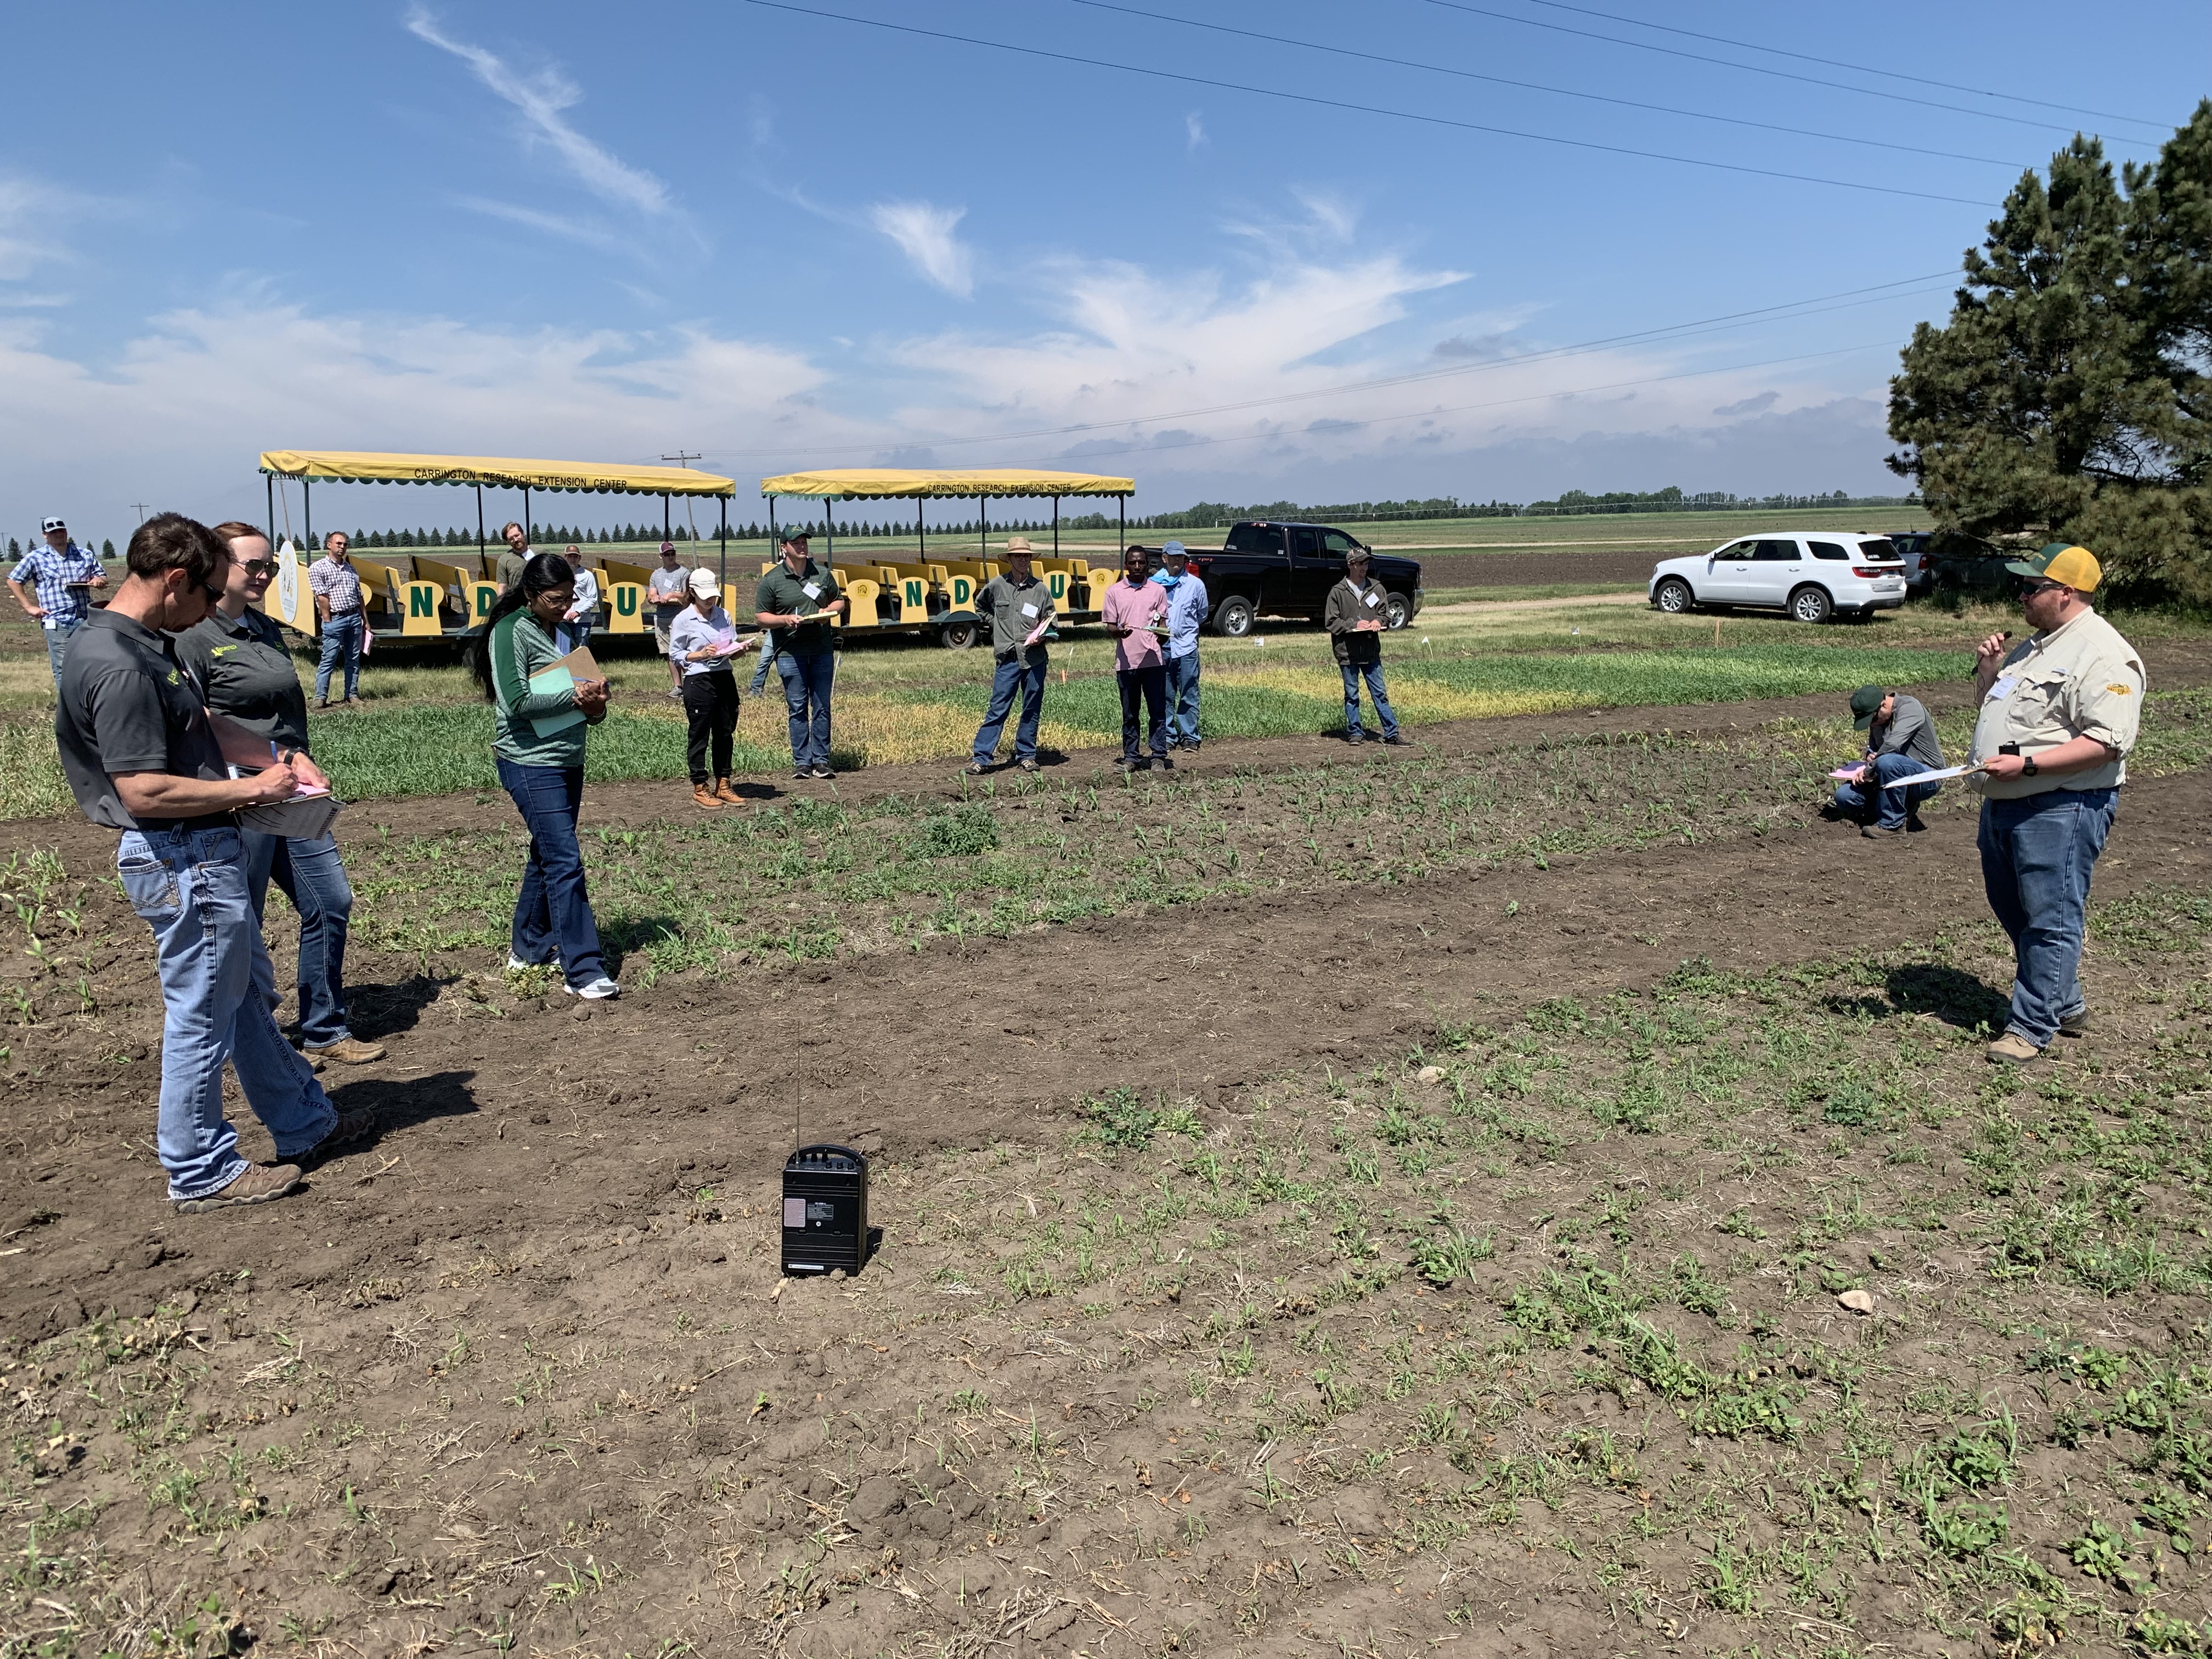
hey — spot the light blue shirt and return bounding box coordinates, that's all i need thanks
[1153,570,1209,660]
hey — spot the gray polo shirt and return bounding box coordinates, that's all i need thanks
[177,607,311,754]
[1869,693,1944,771]
[55,610,229,830]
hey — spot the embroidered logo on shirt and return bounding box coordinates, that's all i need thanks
[211,645,239,657]
[2104,683,2133,695]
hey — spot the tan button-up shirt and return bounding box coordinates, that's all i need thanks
[1970,606,2145,799]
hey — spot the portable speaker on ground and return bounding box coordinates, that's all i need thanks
[781,1143,870,1276]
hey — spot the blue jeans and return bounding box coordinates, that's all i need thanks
[242,828,357,1048]
[1340,658,1397,738]
[749,643,775,696]
[973,652,1048,765]
[497,759,607,989]
[1977,788,2119,1047]
[315,613,363,701]
[43,618,82,685]
[117,826,336,1201]
[1834,751,1942,830]
[779,651,836,769]
[1166,652,1201,746]
[1118,664,1169,759]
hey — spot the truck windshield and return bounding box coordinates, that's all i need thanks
[1225,523,1284,555]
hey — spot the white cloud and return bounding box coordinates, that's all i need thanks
[403,8,673,218]
[452,196,622,251]
[1292,189,1358,244]
[0,173,114,284]
[867,201,975,298]
[1185,112,1206,151]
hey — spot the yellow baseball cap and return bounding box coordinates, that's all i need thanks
[2006,541,2101,592]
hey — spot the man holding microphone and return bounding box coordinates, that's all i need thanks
[1970,541,2144,1065]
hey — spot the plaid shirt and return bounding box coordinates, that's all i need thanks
[11,541,103,628]
[307,555,364,614]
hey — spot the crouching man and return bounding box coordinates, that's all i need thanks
[1833,683,1945,838]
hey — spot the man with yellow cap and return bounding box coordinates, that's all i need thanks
[1970,541,2145,1064]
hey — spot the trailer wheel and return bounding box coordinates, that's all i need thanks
[938,619,979,651]
[1211,595,1256,638]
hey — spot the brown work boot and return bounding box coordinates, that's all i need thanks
[306,1036,385,1065]
[714,777,743,804]
[300,1107,380,1167]
[692,781,724,810]
[1985,1031,2043,1065]
[174,1162,303,1215]
[2058,1009,2090,1038]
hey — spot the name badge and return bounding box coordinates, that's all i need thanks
[802,582,822,600]
[1020,603,1039,619]
[1363,591,1381,607]
[1984,674,2018,703]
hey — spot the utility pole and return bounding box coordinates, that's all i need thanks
[662,451,702,545]
[130,501,151,524]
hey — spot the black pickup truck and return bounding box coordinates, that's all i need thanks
[1131,521,1424,637]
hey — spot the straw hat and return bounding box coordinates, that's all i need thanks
[1004,537,1035,555]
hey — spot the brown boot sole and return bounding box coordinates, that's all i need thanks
[174,1163,303,1214]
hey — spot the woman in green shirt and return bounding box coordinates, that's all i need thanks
[463,553,618,999]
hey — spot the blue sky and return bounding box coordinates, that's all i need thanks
[3,1,2204,542]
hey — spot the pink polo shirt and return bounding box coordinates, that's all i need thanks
[1101,577,1167,670]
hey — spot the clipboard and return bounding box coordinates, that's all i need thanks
[239,792,344,840]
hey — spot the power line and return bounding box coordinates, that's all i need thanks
[736,0,1991,205]
[1420,0,2159,144]
[1510,0,2168,132]
[1070,0,2022,170]
[709,272,1955,458]
[1013,340,1905,463]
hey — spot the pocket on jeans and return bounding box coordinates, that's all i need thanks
[117,856,180,920]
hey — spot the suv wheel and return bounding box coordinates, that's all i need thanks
[1788,585,1833,625]
[1211,595,1256,638]
[1653,578,1695,615]
[1383,592,1411,630]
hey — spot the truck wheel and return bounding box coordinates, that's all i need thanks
[1788,585,1833,625]
[1211,595,1255,638]
[1654,578,1695,614]
[938,619,978,650]
[1383,592,1412,630]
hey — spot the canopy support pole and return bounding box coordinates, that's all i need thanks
[663,493,670,545]
[718,496,727,585]
[978,496,987,557]
[917,496,926,562]
[476,486,484,559]
[304,481,312,555]
[522,486,531,546]
[266,477,275,549]
[825,498,835,566]
[768,496,778,561]
[1118,494,1125,550]
[1052,497,1059,556]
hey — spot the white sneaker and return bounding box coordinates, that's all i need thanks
[506,954,553,972]
[564,977,620,1000]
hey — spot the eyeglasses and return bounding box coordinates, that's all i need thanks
[242,560,276,579]
[2021,579,2066,596]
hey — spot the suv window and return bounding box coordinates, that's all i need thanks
[1225,523,1284,556]
[1290,527,1323,558]
[1754,539,1801,561]
[1716,540,1758,559]
[1808,540,1849,561]
[1856,539,1901,562]
[1320,529,1359,556]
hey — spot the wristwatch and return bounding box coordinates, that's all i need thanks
[2021,756,2039,777]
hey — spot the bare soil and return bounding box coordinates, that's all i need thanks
[6,662,2212,1657]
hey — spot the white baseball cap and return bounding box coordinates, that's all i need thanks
[41,517,66,534]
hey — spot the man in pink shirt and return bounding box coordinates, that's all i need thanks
[1101,544,1172,770]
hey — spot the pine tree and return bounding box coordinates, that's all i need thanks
[101,539,115,558]
[1890,102,2212,602]
[7,538,18,558]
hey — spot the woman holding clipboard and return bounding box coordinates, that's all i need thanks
[464,552,619,1000]
[667,567,755,810]
[182,524,383,1066]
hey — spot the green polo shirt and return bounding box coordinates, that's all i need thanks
[753,559,842,658]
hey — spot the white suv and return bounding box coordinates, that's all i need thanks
[1647,533,1909,624]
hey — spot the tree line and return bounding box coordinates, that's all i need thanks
[1889,100,2212,606]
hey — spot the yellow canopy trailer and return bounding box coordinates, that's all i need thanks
[256,450,737,639]
[758,467,1134,650]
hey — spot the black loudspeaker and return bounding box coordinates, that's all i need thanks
[781,1143,870,1276]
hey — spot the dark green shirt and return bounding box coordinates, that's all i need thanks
[177,607,312,754]
[976,571,1055,662]
[753,559,843,658]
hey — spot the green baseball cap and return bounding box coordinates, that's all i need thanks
[2004,540,2101,592]
[1848,684,1887,730]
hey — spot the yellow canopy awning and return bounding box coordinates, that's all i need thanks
[760,467,1133,499]
[260,450,735,497]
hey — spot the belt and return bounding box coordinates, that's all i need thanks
[328,607,362,618]
[131,812,238,834]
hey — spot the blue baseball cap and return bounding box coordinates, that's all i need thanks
[1162,540,1187,559]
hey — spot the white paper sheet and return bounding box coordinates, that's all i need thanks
[1884,763,1978,789]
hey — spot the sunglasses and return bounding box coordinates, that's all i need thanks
[2021,579,2066,596]
[242,560,276,579]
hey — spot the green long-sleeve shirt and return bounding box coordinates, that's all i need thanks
[489,608,602,767]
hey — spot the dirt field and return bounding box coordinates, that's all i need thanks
[6,652,2212,1658]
